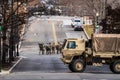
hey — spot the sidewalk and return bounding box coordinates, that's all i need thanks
[0,57,22,75]
[0,24,26,75]
[83,28,90,39]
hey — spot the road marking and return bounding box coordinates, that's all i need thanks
[52,23,58,45]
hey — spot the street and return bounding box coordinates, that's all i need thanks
[13,16,87,73]
[0,16,120,80]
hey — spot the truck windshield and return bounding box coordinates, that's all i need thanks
[62,39,67,49]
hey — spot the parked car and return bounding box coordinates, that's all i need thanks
[74,24,83,31]
[71,19,81,28]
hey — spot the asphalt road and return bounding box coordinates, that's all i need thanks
[0,16,120,80]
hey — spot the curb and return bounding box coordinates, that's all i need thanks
[0,57,22,75]
[83,28,90,40]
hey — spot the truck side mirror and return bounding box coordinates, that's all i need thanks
[76,45,78,47]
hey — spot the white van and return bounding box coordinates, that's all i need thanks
[71,19,82,28]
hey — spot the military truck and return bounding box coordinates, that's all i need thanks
[61,34,120,73]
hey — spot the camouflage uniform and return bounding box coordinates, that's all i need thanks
[48,43,52,55]
[51,43,55,54]
[38,43,45,55]
[45,45,49,55]
[45,43,51,55]
[56,44,60,54]
[59,43,62,53]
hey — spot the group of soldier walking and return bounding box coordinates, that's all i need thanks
[38,42,62,55]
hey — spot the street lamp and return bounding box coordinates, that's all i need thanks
[95,12,99,33]
[96,12,99,25]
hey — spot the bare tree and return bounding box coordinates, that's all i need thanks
[46,0,120,17]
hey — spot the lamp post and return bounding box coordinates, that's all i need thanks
[95,12,99,33]
[96,12,99,25]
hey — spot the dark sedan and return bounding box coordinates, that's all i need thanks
[74,25,83,31]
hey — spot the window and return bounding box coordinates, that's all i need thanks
[75,20,80,22]
[67,41,76,49]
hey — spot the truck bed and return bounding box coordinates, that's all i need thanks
[92,34,120,53]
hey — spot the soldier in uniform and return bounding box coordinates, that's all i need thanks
[56,42,60,54]
[51,43,55,54]
[59,43,62,53]
[38,43,45,55]
[45,43,51,55]
[48,43,52,55]
[45,44,49,55]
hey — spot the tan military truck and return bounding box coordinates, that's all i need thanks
[61,34,120,73]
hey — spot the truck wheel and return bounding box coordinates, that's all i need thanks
[72,59,86,72]
[109,63,114,72]
[68,63,74,72]
[112,60,120,74]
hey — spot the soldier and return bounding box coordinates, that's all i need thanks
[59,43,62,53]
[45,44,49,55]
[45,43,51,55]
[38,43,45,55]
[51,43,55,54]
[56,42,60,54]
[48,43,52,55]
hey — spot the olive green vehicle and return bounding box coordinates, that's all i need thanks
[61,34,120,73]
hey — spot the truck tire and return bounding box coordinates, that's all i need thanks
[72,59,86,72]
[109,63,114,72]
[68,63,74,72]
[111,60,120,74]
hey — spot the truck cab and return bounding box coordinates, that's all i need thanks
[61,38,85,63]
[61,38,87,72]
